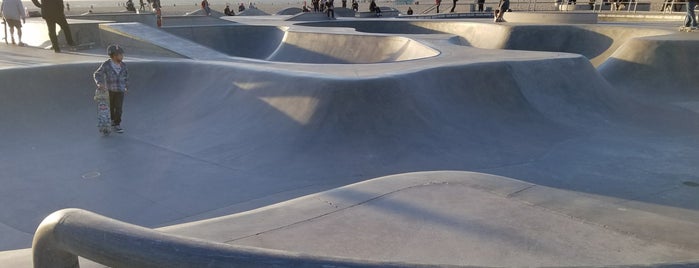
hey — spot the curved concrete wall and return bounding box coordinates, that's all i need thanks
[164,25,439,63]
[298,21,674,66]
[163,25,286,59]
[599,35,699,97]
[267,31,439,63]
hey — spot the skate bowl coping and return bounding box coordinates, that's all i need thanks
[162,25,440,63]
[32,209,446,268]
[501,11,598,24]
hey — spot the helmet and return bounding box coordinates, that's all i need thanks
[107,44,125,56]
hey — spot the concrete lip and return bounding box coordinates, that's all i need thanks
[1,13,699,267]
[501,11,598,23]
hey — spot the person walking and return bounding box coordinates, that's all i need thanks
[684,0,697,30]
[1,0,26,46]
[450,0,457,12]
[32,0,75,52]
[494,0,509,22]
[93,45,129,134]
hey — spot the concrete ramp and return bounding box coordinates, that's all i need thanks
[599,33,699,98]
[99,22,230,59]
[158,171,699,267]
[267,31,439,63]
[162,24,438,63]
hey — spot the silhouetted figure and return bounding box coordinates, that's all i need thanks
[224,4,234,15]
[450,0,457,12]
[238,2,245,12]
[351,0,358,11]
[407,6,413,14]
[126,0,136,11]
[684,0,697,29]
[342,0,347,8]
[369,0,381,16]
[31,0,75,52]
[477,0,484,11]
[327,0,334,17]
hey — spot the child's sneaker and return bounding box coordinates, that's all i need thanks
[113,125,124,133]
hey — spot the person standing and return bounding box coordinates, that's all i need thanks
[477,0,485,11]
[224,3,234,15]
[31,0,75,52]
[201,0,211,15]
[1,0,26,46]
[684,0,697,30]
[494,0,508,22]
[435,0,441,13]
[327,0,334,17]
[94,45,129,134]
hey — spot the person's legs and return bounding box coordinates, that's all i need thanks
[7,20,23,44]
[55,16,75,46]
[44,18,60,52]
[450,0,456,12]
[9,27,15,44]
[688,0,697,27]
[109,91,125,127]
[16,25,21,44]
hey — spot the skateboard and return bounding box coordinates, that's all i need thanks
[679,26,697,32]
[66,42,96,51]
[94,89,112,136]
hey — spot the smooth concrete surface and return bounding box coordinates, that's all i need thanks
[0,12,699,267]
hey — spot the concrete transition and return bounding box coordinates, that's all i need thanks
[0,9,699,268]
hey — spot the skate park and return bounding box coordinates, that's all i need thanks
[0,3,699,266]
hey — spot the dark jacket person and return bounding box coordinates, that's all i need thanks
[31,0,75,52]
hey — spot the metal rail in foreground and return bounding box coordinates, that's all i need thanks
[32,208,457,268]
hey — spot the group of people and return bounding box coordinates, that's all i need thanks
[430,0,492,14]
[0,0,76,51]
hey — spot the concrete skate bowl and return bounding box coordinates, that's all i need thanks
[599,34,699,100]
[299,21,674,66]
[162,25,439,63]
[3,51,699,266]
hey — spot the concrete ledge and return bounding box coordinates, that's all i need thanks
[286,12,336,21]
[503,11,598,24]
[558,3,593,10]
[355,7,400,18]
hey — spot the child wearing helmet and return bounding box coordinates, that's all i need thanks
[93,44,129,133]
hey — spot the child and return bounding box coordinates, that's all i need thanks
[93,44,129,133]
[1,0,26,46]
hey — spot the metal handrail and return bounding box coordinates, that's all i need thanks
[33,208,459,268]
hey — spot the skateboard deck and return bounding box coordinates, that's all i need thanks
[679,26,697,32]
[94,89,111,136]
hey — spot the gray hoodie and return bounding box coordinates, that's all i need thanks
[1,0,26,21]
